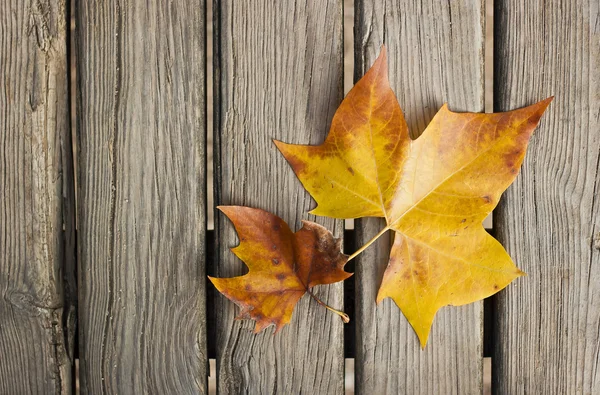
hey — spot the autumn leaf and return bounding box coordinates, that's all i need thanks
[274,46,552,347]
[209,206,351,333]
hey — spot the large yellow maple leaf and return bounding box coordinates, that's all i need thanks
[274,47,552,347]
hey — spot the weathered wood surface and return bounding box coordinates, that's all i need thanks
[354,0,485,393]
[0,0,75,393]
[213,0,345,393]
[493,0,600,393]
[76,1,207,393]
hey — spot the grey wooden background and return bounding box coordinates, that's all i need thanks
[0,0,75,393]
[0,0,598,394]
[75,0,207,393]
[493,0,599,393]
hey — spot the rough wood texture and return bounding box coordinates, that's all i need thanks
[493,1,600,393]
[0,0,75,393]
[354,1,485,393]
[213,0,345,393]
[76,1,207,393]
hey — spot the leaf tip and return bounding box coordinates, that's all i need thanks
[252,318,277,334]
[307,207,320,216]
[216,205,235,215]
[375,291,385,305]
[207,276,225,294]
[372,45,388,75]
[272,139,290,154]
[216,205,240,223]
[272,140,289,158]
[416,327,431,349]
[272,326,281,335]
[524,96,554,125]
[537,96,554,112]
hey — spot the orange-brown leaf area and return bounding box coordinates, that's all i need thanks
[209,206,351,333]
[275,46,552,347]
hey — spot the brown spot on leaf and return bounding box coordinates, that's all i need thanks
[348,167,355,175]
[493,284,499,290]
[272,258,280,265]
[276,273,286,281]
[482,195,491,204]
[284,154,307,175]
[505,149,524,173]
[384,142,396,151]
[245,284,252,291]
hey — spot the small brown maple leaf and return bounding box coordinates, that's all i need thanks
[209,206,351,333]
[275,46,552,346]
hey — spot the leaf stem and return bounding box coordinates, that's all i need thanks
[346,224,391,262]
[301,223,393,323]
[306,289,350,323]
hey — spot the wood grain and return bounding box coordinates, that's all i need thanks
[493,0,600,393]
[76,1,207,393]
[213,0,345,393]
[354,1,485,393]
[0,0,75,393]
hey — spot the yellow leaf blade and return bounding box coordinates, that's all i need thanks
[387,99,553,225]
[276,47,552,346]
[379,98,550,346]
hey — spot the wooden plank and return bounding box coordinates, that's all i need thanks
[76,1,207,393]
[0,0,75,393]
[354,1,485,393]
[493,1,600,393]
[213,0,345,393]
